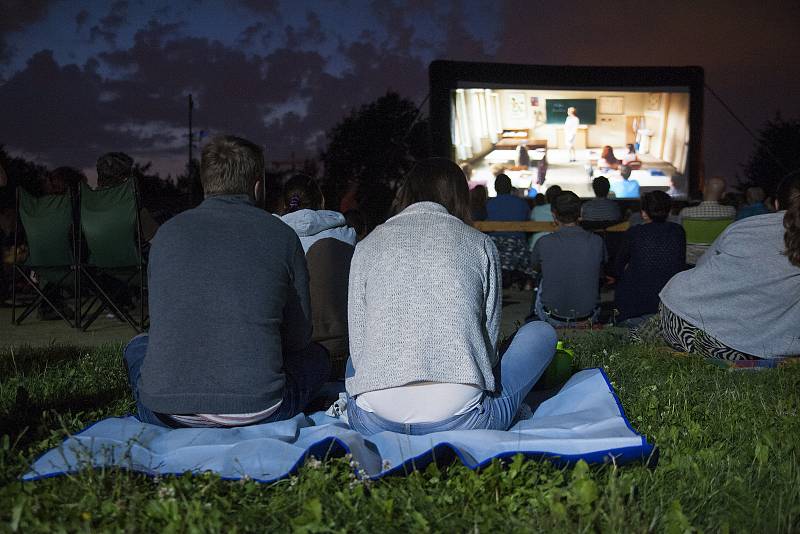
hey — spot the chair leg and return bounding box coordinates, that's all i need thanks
[12,267,75,328]
[11,262,16,325]
[81,269,140,333]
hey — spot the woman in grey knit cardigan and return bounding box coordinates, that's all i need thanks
[345,158,557,435]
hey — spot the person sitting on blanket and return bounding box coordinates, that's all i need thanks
[344,157,557,435]
[123,135,330,428]
[279,173,357,380]
[530,191,606,327]
[485,173,534,289]
[651,174,800,361]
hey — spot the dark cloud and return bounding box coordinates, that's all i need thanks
[237,21,265,47]
[75,9,90,33]
[89,1,129,46]
[0,0,55,63]
[285,11,324,48]
[226,0,279,16]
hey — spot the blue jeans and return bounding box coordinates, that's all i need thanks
[123,334,330,428]
[531,291,600,328]
[346,321,557,435]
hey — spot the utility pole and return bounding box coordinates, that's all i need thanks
[188,94,193,171]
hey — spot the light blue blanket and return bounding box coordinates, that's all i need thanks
[23,369,655,482]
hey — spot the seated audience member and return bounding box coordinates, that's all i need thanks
[96,152,160,242]
[655,175,800,360]
[736,186,770,220]
[598,146,621,171]
[279,173,356,252]
[614,191,685,325]
[123,135,330,428]
[470,184,488,222]
[345,158,557,435]
[531,191,606,326]
[678,176,736,221]
[486,174,534,287]
[536,155,548,186]
[610,166,640,199]
[529,185,561,250]
[581,176,622,223]
[667,174,688,199]
[343,209,367,241]
[621,143,639,165]
[678,176,736,263]
[280,174,356,379]
[515,141,531,169]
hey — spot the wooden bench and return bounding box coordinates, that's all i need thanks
[473,221,630,233]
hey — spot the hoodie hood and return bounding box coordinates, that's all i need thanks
[280,209,357,253]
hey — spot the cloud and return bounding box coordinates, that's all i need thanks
[89,0,129,46]
[0,0,56,63]
[0,2,501,173]
[75,9,90,33]
[226,0,279,16]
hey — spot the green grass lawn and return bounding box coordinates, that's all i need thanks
[1,332,799,532]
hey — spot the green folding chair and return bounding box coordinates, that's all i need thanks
[12,187,78,327]
[682,218,733,246]
[78,180,148,332]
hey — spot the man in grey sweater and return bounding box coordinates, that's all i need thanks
[123,135,329,428]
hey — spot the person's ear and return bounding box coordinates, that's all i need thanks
[254,179,263,204]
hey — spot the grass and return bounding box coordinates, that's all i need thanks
[1,332,799,532]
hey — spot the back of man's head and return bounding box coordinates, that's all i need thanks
[746,186,765,205]
[703,176,726,201]
[592,176,610,198]
[494,174,512,195]
[96,152,133,189]
[619,165,632,180]
[201,135,264,198]
[544,184,562,205]
[552,191,581,224]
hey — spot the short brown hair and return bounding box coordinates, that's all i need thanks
[200,135,264,197]
[392,158,471,223]
[552,190,581,224]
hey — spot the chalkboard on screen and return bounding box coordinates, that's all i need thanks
[546,99,597,124]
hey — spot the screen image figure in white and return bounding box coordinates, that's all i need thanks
[564,107,580,162]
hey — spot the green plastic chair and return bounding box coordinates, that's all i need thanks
[12,187,78,327]
[78,180,147,332]
[682,218,733,246]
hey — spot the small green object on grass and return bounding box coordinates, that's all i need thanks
[539,341,574,389]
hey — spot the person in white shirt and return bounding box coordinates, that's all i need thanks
[564,107,580,163]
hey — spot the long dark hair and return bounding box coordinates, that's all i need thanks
[777,175,800,267]
[281,173,323,214]
[391,158,471,223]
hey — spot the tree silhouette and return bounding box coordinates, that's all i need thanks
[742,114,800,193]
[322,92,430,225]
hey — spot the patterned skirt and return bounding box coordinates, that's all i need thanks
[489,236,535,277]
[632,302,760,361]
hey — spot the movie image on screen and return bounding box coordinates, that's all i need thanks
[451,87,690,198]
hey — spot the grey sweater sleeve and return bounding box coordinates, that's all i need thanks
[282,240,313,352]
[347,242,367,369]
[484,236,502,367]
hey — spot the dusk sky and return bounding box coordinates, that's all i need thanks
[1,0,799,183]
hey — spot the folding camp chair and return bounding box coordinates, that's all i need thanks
[78,180,147,332]
[682,218,733,265]
[12,187,79,327]
[681,218,733,246]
